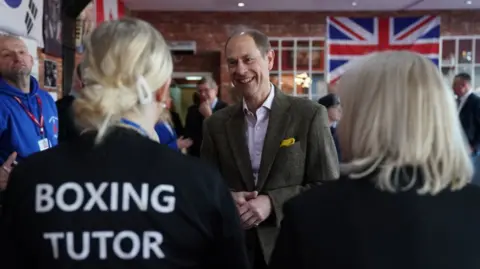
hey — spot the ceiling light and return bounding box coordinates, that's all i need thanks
[352,1,357,6]
[186,76,202,81]
[238,2,245,7]
[465,0,472,4]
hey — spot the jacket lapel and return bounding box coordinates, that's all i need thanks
[226,105,256,191]
[256,90,292,190]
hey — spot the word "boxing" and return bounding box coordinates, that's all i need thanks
[35,182,175,213]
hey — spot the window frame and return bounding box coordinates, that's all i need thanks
[440,36,480,90]
[269,37,326,100]
[269,35,480,100]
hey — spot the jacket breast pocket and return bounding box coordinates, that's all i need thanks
[271,142,305,183]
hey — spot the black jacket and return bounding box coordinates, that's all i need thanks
[185,100,227,157]
[330,126,341,162]
[170,111,185,137]
[459,93,480,151]
[0,127,249,269]
[270,176,480,269]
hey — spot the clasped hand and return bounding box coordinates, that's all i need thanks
[231,191,272,230]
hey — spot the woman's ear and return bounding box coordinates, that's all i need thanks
[155,78,172,103]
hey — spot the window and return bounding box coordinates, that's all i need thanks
[270,36,480,99]
[441,37,480,91]
[270,38,327,100]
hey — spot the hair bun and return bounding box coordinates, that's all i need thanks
[74,84,137,129]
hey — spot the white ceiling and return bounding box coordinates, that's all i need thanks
[123,0,479,11]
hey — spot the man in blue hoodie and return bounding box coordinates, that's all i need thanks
[0,35,58,177]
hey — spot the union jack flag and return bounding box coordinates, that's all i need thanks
[326,15,440,84]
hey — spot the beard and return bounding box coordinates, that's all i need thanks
[2,66,31,81]
[1,66,32,89]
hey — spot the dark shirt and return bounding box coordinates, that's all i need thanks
[0,127,249,269]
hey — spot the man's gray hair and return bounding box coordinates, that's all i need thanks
[0,33,23,40]
[197,76,218,89]
[225,27,272,57]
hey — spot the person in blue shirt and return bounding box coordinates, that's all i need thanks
[155,119,192,152]
[155,121,179,150]
[0,35,58,188]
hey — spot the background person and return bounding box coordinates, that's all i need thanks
[317,93,342,161]
[185,77,227,157]
[453,72,480,185]
[0,35,58,190]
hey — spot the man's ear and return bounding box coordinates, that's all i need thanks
[267,49,275,71]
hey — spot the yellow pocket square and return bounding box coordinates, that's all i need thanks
[280,138,295,147]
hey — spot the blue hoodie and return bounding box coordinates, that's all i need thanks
[0,77,58,164]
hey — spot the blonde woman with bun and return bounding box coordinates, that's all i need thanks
[270,51,480,269]
[0,18,249,269]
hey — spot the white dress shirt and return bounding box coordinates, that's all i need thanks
[243,85,275,185]
[458,90,473,113]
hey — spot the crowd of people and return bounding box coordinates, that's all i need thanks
[1,17,480,269]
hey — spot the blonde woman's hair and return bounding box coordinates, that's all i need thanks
[73,18,173,143]
[338,50,473,195]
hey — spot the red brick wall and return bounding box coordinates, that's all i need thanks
[134,10,480,101]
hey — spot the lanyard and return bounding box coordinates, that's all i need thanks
[119,118,148,137]
[13,95,45,136]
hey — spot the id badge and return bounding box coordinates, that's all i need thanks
[38,138,50,151]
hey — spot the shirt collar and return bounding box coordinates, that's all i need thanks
[210,98,218,109]
[242,84,275,113]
